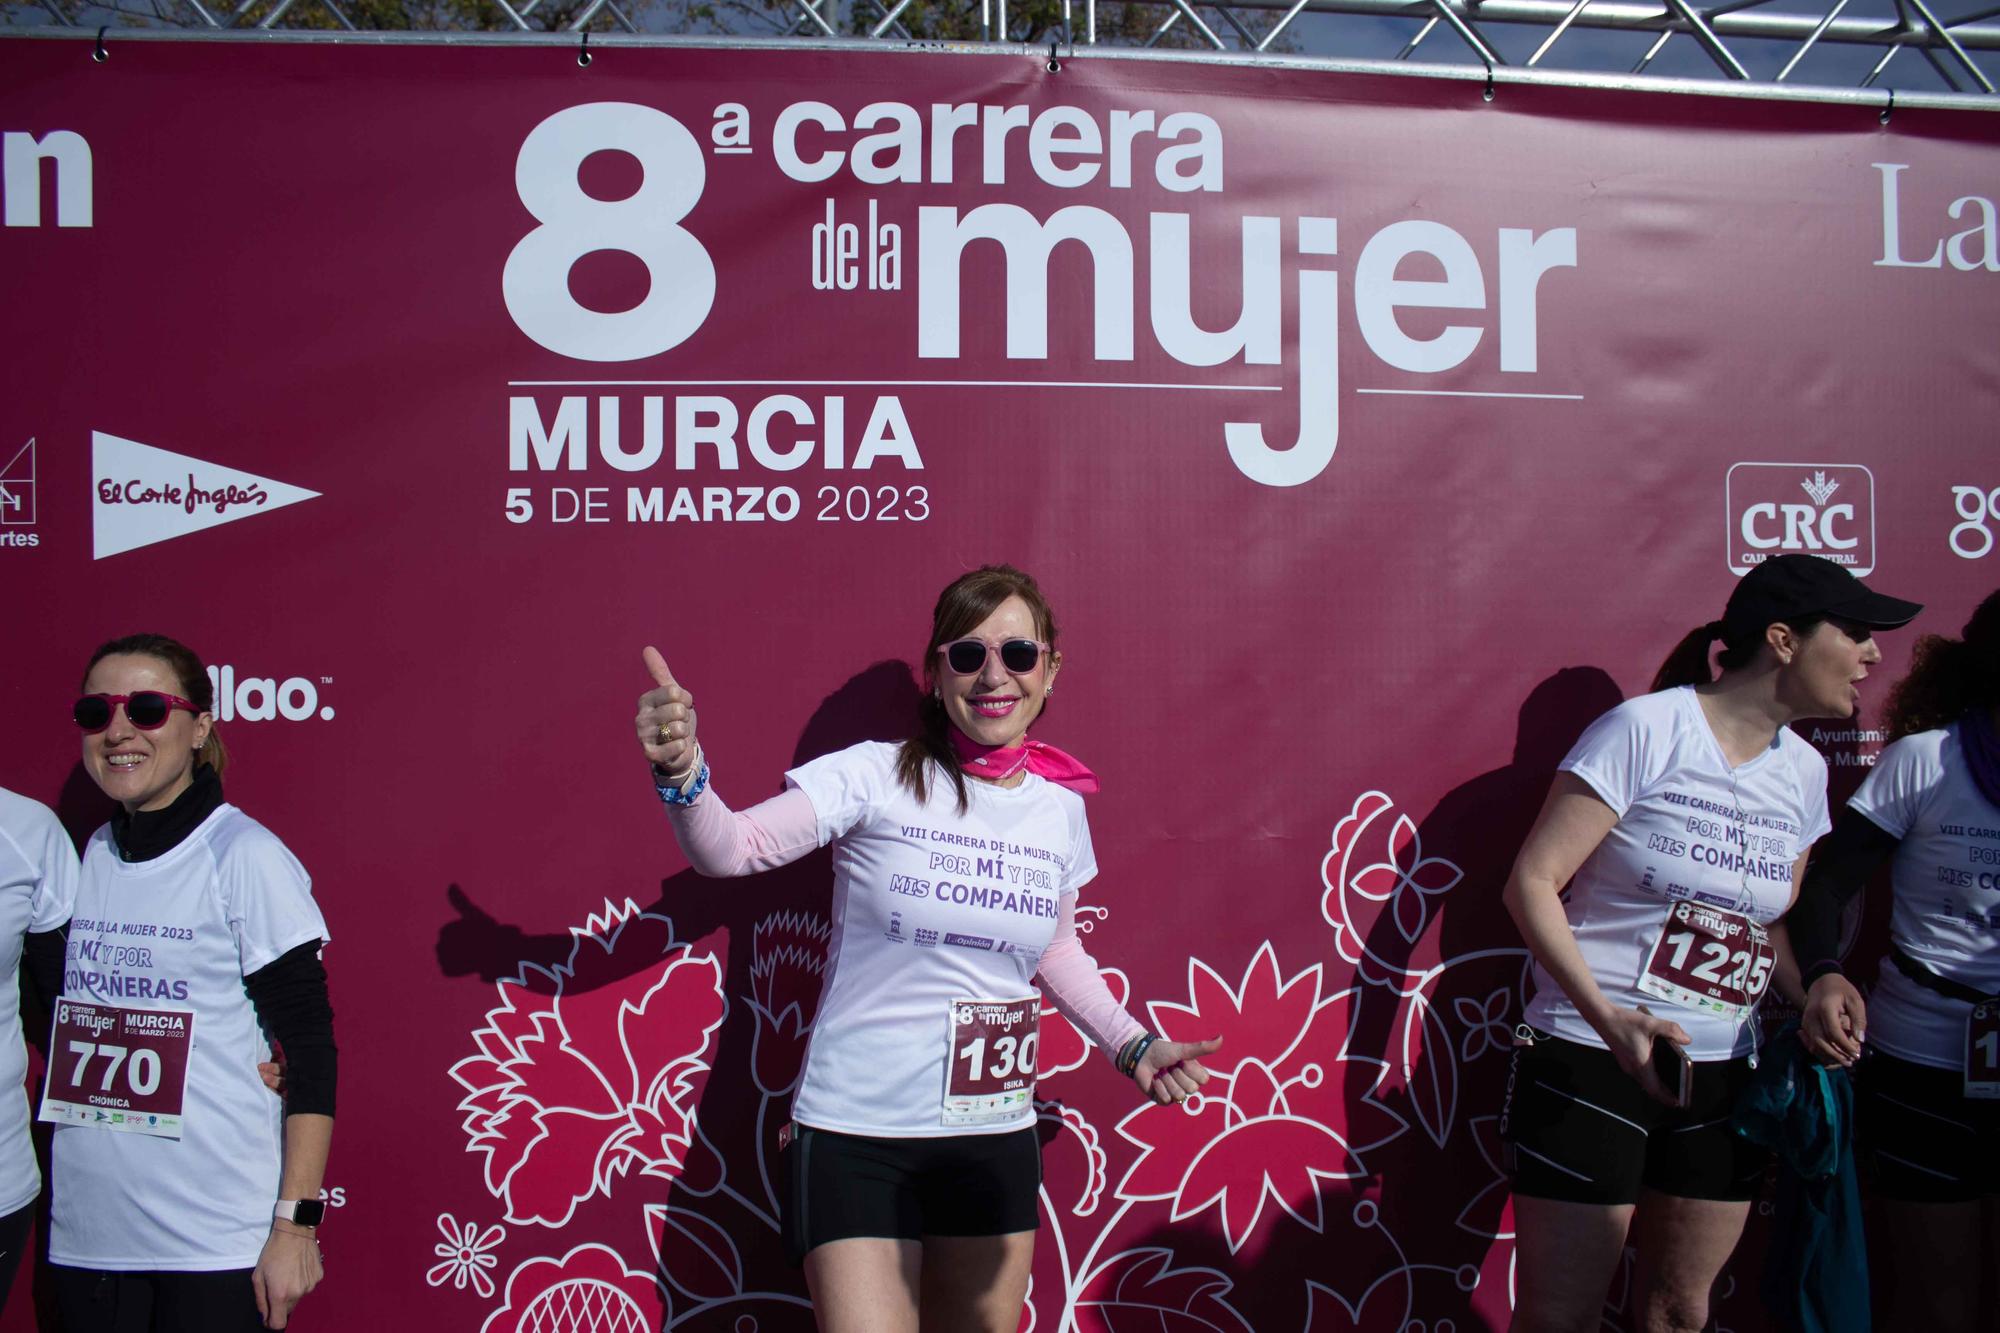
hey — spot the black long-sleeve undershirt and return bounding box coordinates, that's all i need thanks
[23,925,66,1014]
[1788,808,1900,983]
[244,940,337,1119]
[19,924,67,1055]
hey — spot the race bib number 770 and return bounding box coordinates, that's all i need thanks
[39,998,194,1139]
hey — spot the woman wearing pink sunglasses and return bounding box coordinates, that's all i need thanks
[634,564,1220,1333]
[46,634,336,1332]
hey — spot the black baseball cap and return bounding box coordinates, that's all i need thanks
[1720,554,1923,642]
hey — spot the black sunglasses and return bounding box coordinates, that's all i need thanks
[936,638,1049,676]
[73,691,202,733]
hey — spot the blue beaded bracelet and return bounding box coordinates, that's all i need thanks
[654,761,710,806]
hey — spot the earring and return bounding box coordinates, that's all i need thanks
[1044,685,1054,697]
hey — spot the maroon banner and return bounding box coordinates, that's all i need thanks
[3,34,1999,1331]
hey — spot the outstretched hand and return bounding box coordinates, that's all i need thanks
[636,646,699,775]
[1136,1035,1224,1106]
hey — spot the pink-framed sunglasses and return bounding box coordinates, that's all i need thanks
[936,638,1049,675]
[72,691,203,733]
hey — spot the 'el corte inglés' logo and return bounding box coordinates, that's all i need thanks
[1725,463,1875,576]
[91,431,320,559]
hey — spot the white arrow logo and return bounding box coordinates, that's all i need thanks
[92,432,319,559]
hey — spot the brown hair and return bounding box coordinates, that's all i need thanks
[895,565,1057,813]
[1882,589,2000,741]
[83,633,229,777]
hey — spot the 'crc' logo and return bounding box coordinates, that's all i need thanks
[1726,463,1875,576]
[1950,485,2000,559]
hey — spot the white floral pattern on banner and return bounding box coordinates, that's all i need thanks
[433,790,1719,1330]
[427,1213,505,1299]
[1322,791,1466,995]
[480,1243,665,1333]
[1113,943,1406,1253]
[448,899,727,1228]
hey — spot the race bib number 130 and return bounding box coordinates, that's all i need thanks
[39,999,194,1139]
[943,997,1039,1127]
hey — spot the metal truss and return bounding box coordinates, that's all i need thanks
[16,0,2000,102]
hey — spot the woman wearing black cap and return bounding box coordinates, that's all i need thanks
[1499,554,1921,1333]
[1785,589,1999,1333]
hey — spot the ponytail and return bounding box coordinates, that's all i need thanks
[1652,622,1724,691]
[1651,614,1827,693]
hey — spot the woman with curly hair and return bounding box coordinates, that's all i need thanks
[1788,588,2000,1333]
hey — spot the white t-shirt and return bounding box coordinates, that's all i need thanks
[1525,687,1831,1060]
[785,742,1096,1136]
[51,804,328,1271]
[1850,724,2000,1069]
[0,789,80,1217]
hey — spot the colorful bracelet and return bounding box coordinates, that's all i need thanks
[1118,1033,1157,1079]
[653,748,710,806]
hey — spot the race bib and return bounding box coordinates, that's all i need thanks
[943,997,1039,1127]
[39,999,195,1139]
[1966,1000,2000,1100]
[1638,902,1774,1023]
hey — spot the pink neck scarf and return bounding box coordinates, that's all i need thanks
[948,726,1100,794]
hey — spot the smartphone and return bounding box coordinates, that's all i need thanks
[1650,1039,1692,1108]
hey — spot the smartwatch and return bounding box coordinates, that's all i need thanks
[274,1198,327,1228]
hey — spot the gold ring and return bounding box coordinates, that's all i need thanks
[658,724,673,743]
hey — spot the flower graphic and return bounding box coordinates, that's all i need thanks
[426,1212,504,1299]
[480,1243,665,1333]
[1113,943,1407,1253]
[746,910,830,1097]
[1453,987,1514,1063]
[449,899,728,1227]
[1037,967,1131,1082]
[1322,791,1466,992]
[1320,788,1480,984]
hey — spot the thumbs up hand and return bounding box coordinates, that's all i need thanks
[636,646,699,775]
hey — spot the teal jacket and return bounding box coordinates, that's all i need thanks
[1732,1019,1870,1333]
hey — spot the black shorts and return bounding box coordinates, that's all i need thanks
[0,1200,31,1312]
[779,1123,1041,1266]
[1856,1051,2000,1203]
[1499,1030,1767,1205]
[51,1265,264,1333]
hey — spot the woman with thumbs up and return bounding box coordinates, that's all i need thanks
[635,564,1218,1333]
